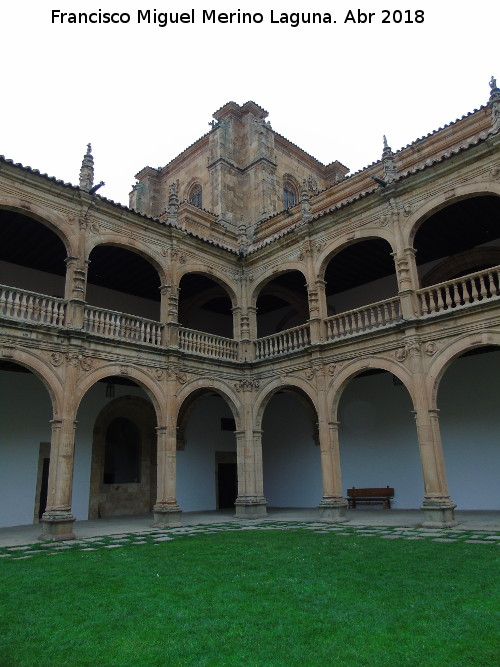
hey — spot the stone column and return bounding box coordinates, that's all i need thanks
[234,429,267,518]
[317,421,349,521]
[413,406,457,527]
[160,284,180,347]
[391,249,419,320]
[40,417,77,540]
[153,423,182,527]
[64,256,88,330]
[307,279,327,344]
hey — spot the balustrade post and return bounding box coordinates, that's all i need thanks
[234,429,267,518]
[153,423,182,527]
[318,420,349,522]
[40,417,77,541]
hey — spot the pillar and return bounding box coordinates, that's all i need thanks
[153,423,182,527]
[413,407,457,527]
[64,256,88,330]
[234,430,267,518]
[317,421,349,522]
[160,284,180,347]
[40,417,77,540]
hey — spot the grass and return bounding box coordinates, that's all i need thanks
[1,529,499,666]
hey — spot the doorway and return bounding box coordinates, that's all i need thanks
[216,452,237,509]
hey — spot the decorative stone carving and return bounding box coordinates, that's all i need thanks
[395,347,408,362]
[235,379,260,392]
[425,341,438,356]
[120,365,129,375]
[327,364,336,376]
[154,368,165,381]
[66,352,80,367]
[50,352,64,366]
[304,367,316,380]
[489,164,500,180]
[2,346,14,359]
[80,356,93,372]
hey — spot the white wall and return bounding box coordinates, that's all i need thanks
[177,395,236,511]
[439,350,500,510]
[0,371,52,527]
[262,393,323,507]
[339,371,423,508]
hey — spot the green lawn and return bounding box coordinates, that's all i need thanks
[1,530,499,666]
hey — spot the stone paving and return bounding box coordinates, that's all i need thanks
[1,519,499,561]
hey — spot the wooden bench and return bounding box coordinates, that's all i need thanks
[347,486,394,510]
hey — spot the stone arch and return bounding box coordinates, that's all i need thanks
[88,395,157,518]
[0,196,75,258]
[329,355,415,419]
[251,265,308,308]
[427,331,500,407]
[177,267,238,307]
[405,186,500,248]
[175,379,242,432]
[174,381,242,512]
[74,363,166,425]
[331,356,421,509]
[316,232,396,282]
[0,347,63,418]
[86,237,167,285]
[254,377,319,430]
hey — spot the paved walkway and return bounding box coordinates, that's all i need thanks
[0,509,499,552]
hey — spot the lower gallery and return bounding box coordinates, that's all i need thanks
[1,83,499,539]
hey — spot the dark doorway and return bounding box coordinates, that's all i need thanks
[217,462,237,508]
[38,458,50,519]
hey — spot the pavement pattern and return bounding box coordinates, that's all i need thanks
[1,520,499,561]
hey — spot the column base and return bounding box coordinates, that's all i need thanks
[39,511,76,541]
[153,504,182,529]
[234,497,267,519]
[421,500,458,528]
[318,498,349,523]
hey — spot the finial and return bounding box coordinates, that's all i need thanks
[381,136,397,183]
[488,76,500,132]
[79,143,94,192]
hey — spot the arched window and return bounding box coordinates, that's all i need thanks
[189,183,202,208]
[283,180,297,209]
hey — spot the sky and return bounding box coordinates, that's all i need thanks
[2,1,498,206]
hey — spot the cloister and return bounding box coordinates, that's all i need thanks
[1,91,499,539]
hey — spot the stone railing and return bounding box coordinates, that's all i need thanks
[418,265,500,316]
[325,296,402,341]
[0,285,66,327]
[255,323,311,360]
[83,306,163,345]
[178,328,239,360]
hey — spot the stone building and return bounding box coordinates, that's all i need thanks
[1,83,499,540]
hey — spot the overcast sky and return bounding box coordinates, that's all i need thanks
[2,1,498,206]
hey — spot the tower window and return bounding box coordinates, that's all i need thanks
[189,184,202,208]
[284,181,297,209]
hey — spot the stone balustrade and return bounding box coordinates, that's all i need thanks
[325,296,402,341]
[3,266,500,361]
[418,265,500,316]
[0,285,66,327]
[255,323,311,360]
[178,328,239,360]
[83,306,163,345]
